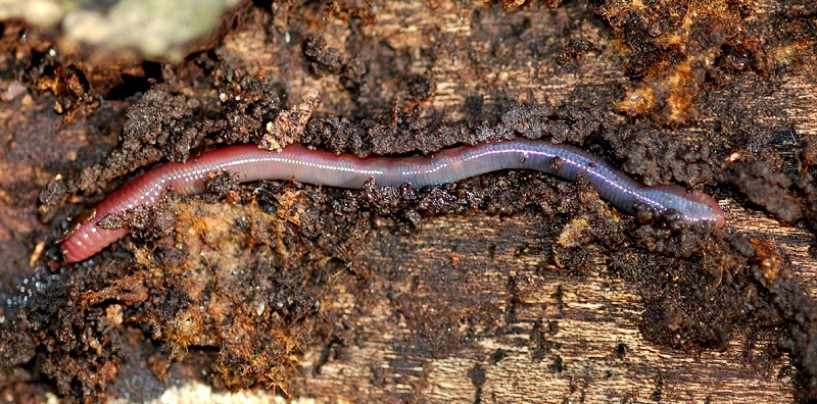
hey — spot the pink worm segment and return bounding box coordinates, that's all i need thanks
[61,140,725,263]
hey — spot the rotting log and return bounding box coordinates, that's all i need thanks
[0,0,816,402]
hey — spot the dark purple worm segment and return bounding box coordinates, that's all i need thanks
[61,140,725,263]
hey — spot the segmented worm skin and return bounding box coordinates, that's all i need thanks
[61,140,725,263]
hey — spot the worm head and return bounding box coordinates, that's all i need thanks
[685,190,726,228]
[650,186,725,228]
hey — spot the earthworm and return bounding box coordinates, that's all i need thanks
[60,140,725,263]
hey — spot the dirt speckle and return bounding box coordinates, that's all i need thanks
[728,160,804,223]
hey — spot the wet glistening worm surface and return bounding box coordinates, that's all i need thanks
[60,140,725,263]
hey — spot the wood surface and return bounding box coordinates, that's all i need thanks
[283,2,814,402]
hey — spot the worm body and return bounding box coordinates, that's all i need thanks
[61,140,725,263]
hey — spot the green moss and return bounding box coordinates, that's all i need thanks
[0,0,241,59]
